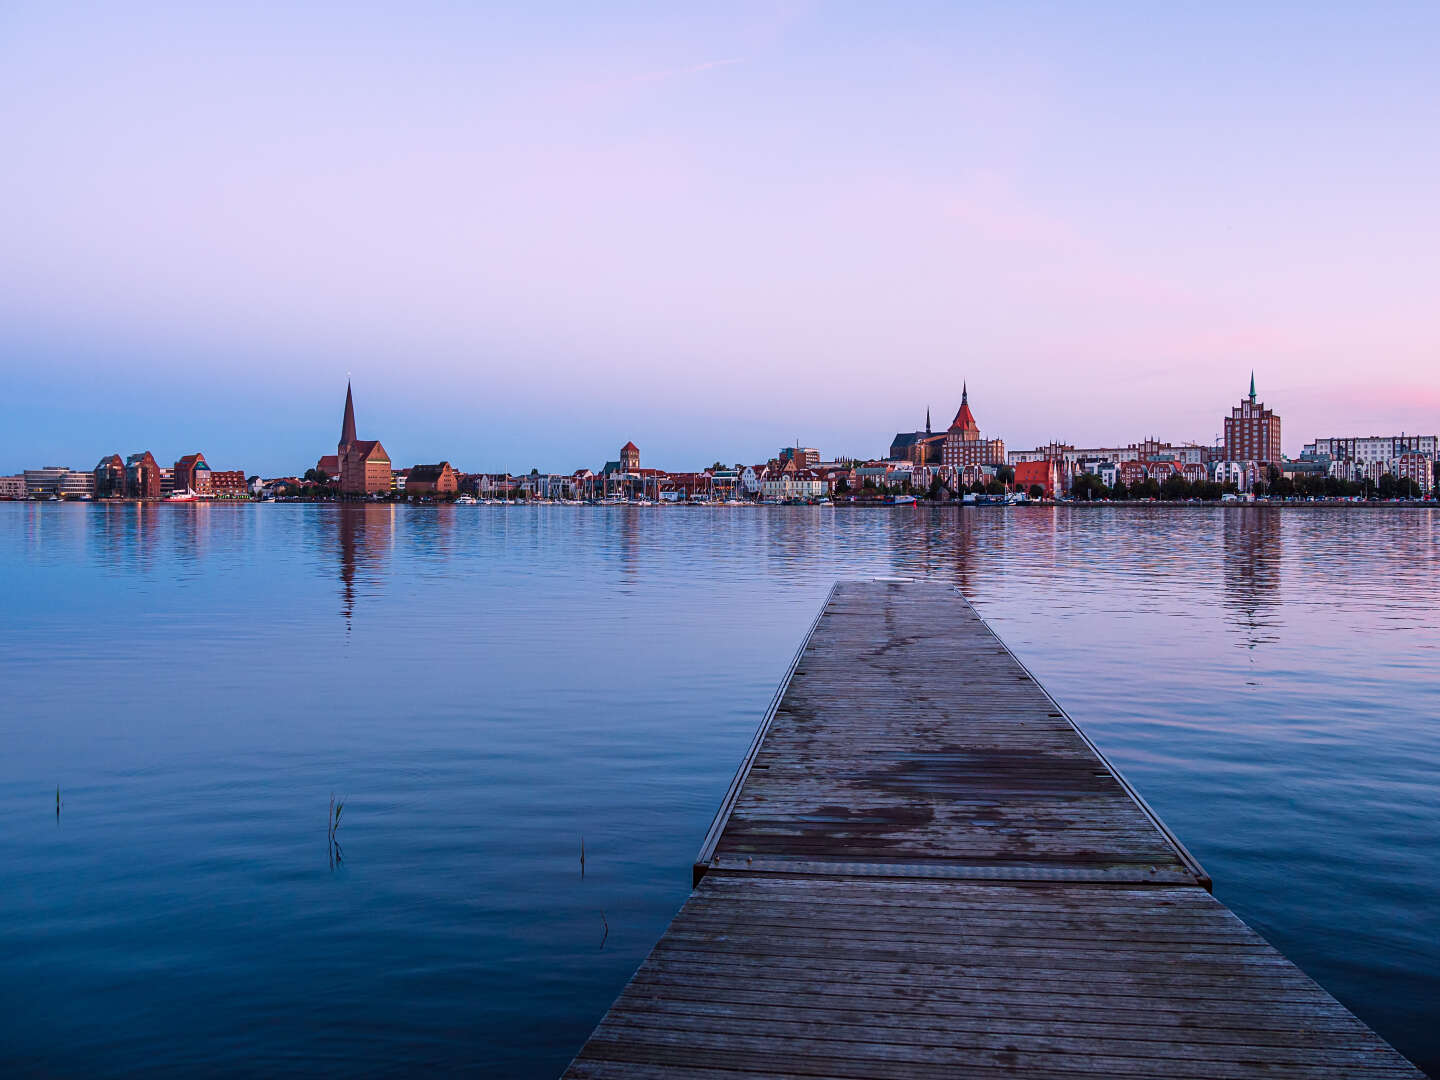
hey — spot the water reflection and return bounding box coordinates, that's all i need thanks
[334,504,395,632]
[1223,509,1282,653]
[1,503,1437,1077]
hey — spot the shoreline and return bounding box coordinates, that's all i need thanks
[3,499,1436,510]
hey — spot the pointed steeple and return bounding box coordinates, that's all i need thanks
[1248,372,1256,403]
[925,407,931,435]
[340,380,357,450]
[950,383,979,437]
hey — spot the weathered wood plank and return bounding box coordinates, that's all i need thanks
[563,581,1423,1078]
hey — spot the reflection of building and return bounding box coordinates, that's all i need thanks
[942,385,1006,469]
[335,504,394,631]
[330,382,392,497]
[1224,374,1282,466]
[1222,507,1281,650]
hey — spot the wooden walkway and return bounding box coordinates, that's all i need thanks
[565,580,1423,1078]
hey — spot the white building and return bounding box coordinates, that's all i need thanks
[0,475,26,499]
[1009,440,1209,468]
[1308,434,1437,468]
[760,469,829,501]
[1212,461,1258,490]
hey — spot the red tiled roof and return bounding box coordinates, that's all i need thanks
[621,441,639,452]
[950,401,978,433]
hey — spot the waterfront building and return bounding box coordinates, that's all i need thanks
[760,469,828,501]
[1396,452,1434,495]
[406,462,458,497]
[1009,439,1208,469]
[22,467,74,498]
[174,453,212,495]
[1308,434,1437,467]
[941,385,1006,469]
[620,441,640,472]
[1013,459,1058,497]
[708,468,741,500]
[124,452,162,499]
[332,381,392,497]
[209,471,248,498]
[58,471,96,498]
[0,475,26,499]
[1118,461,1149,487]
[1223,374,1282,466]
[94,454,125,498]
[1212,460,1260,491]
[1073,458,1119,488]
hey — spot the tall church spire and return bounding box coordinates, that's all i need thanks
[1248,372,1256,403]
[925,407,931,435]
[340,380,357,450]
[962,381,969,406]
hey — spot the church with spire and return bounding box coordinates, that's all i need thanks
[888,405,947,465]
[318,381,392,496]
[889,384,1005,469]
[941,383,1006,469]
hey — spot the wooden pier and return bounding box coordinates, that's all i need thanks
[565,580,1423,1078]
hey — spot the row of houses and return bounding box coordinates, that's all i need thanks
[0,453,248,501]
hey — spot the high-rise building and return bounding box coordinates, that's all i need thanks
[1223,374,1282,466]
[941,385,1006,469]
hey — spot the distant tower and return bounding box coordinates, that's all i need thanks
[1224,373,1281,465]
[339,380,358,459]
[925,407,932,436]
[620,441,640,472]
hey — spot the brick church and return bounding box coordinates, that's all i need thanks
[318,381,391,496]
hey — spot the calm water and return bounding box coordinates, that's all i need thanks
[1,503,1437,1077]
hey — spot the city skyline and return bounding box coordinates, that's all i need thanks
[4,4,1439,473]
[2,371,1432,480]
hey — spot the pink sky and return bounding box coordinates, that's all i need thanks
[2,3,1437,473]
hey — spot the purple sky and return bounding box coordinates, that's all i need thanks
[3,2,1438,475]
